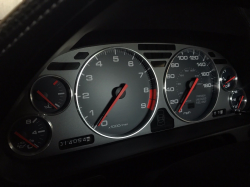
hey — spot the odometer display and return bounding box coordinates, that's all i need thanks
[165,48,219,122]
[76,48,158,138]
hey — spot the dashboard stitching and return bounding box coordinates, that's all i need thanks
[0,0,65,56]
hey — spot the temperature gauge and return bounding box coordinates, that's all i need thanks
[30,76,72,115]
[8,116,52,156]
[220,67,237,91]
[230,89,247,111]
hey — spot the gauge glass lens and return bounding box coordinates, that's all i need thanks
[165,48,219,122]
[8,116,52,156]
[31,76,71,114]
[230,89,247,110]
[76,48,158,138]
[220,67,237,91]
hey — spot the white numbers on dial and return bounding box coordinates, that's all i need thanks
[167,74,175,79]
[139,72,143,78]
[170,99,178,104]
[128,61,134,67]
[86,75,93,81]
[197,62,206,67]
[101,120,108,126]
[166,87,174,92]
[82,93,89,99]
[96,61,102,67]
[144,87,149,93]
[171,63,179,68]
[89,110,94,116]
[177,56,188,60]
[113,56,119,62]
[141,103,147,108]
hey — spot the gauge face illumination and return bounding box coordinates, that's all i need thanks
[8,116,52,156]
[76,48,158,138]
[30,76,71,115]
[165,48,219,122]
[230,89,247,111]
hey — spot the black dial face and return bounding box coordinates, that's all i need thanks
[31,76,71,114]
[220,67,237,91]
[8,116,52,156]
[165,48,219,122]
[230,89,247,110]
[76,48,158,138]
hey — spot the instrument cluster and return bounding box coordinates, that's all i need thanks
[5,43,247,157]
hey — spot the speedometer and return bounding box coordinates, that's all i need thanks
[165,48,219,122]
[76,48,158,138]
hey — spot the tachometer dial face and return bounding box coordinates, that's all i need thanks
[76,48,158,138]
[230,89,247,111]
[30,76,72,115]
[220,67,237,91]
[8,116,52,156]
[165,48,219,122]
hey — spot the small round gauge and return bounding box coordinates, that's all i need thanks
[220,67,237,91]
[8,116,52,156]
[230,89,247,111]
[76,47,158,138]
[165,48,219,122]
[31,76,72,115]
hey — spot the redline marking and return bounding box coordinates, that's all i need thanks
[53,80,58,85]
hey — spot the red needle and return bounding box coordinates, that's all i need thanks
[223,76,236,87]
[238,95,244,109]
[97,84,128,126]
[178,78,199,113]
[14,132,38,149]
[37,90,58,109]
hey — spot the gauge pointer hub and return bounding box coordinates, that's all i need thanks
[95,84,128,128]
[178,78,199,113]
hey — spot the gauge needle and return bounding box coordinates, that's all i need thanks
[14,132,38,149]
[96,84,128,127]
[238,95,244,109]
[178,78,199,113]
[223,76,236,87]
[37,90,58,109]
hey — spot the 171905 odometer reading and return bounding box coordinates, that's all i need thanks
[76,48,158,138]
[165,48,219,122]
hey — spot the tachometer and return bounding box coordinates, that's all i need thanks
[165,48,219,122]
[76,48,158,138]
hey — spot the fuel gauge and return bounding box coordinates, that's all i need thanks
[230,89,247,111]
[220,67,237,91]
[8,116,52,156]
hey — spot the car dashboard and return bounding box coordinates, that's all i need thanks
[1,0,250,186]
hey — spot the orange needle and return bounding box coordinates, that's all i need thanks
[97,84,128,127]
[37,90,58,109]
[14,132,38,149]
[223,76,236,87]
[178,78,199,113]
[238,96,244,109]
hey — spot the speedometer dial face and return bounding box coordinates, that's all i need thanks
[165,48,219,122]
[76,48,158,138]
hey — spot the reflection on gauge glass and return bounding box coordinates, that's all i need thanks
[76,47,158,138]
[230,88,247,111]
[165,48,219,122]
[30,76,72,115]
[220,67,237,91]
[8,116,52,156]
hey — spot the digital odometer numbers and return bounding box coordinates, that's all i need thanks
[76,48,158,138]
[165,48,219,122]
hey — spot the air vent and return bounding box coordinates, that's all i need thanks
[138,44,175,50]
[144,53,172,59]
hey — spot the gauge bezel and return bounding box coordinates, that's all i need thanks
[164,48,220,123]
[8,115,53,156]
[229,88,247,111]
[30,75,73,115]
[220,66,238,92]
[75,47,159,139]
